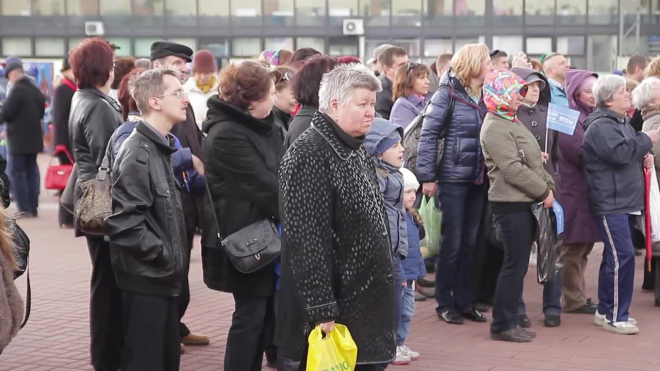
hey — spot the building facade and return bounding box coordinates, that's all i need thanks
[1,0,660,72]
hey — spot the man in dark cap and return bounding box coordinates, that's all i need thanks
[0,56,45,217]
[52,57,77,226]
[149,41,209,350]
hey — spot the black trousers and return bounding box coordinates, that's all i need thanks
[225,294,275,371]
[87,236,123,370]
[178,193,202,337]
[121,292,180,371]
[490,210,535,334]
[470,200,503,305]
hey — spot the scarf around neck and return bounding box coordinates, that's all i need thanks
[196,76,216,94]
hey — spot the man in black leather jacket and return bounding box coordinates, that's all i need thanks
[106,69,188,371]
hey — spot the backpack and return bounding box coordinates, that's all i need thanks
[403,84,455,177]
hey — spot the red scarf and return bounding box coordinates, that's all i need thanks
[62,77,77,92]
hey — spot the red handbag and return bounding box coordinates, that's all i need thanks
[45,145,74,191]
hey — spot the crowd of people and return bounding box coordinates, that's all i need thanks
[1,38,660,370]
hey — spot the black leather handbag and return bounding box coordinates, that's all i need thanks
[205,185,281,274]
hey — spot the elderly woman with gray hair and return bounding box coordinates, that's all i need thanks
[632,77,660,306]
[582,74,658,335]
[277,63,395,370]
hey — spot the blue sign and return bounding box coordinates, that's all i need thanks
[552,200,565,235]
[547,103,580,135]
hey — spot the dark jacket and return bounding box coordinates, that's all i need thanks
[69,88,124,236]
[0,76,45,155]
[582,108,653,216]
[52,77,76,154]
[401,212,426,281]
[376,75,394,119]
[417,69,487,184]
[200,96,285,297]
[0,154,10,208]
[277,111,395,364]
[512,67,558,178]
[557,69,601,245]
[107,121,186,297]
[284,105,316,148]
[170,105,202,158]
[272,106,291,144]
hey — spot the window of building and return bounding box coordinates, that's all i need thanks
[296,37,325,52]
[624,0,650,24]
[1,0,30,15]
[588,35,617,72]
[557,36,585,55]
[363,0,390,26]
[168,38,197,51]
[297,0,326,26]
[263,0,293,26]
[455,0,485,25]
[66,0,99,16]
[35,37,65,57]
[589,0,618,25]
[68,37,85,51]
[366,40,389,62]
[166,0,197,26]
[328,36,358,56]
[132,0,163,15]
[199,0,230,26]
[557,0,586,24]
[265,37,294,51]
[2,37,32,56]
[200,37,230,57]
[232,38,261,57]
[328,0,358,25]
[135,38,161,57]
[526,0,554,25]
[493,0,522,26]
[233,0,262,25]
[100,0,130,25]
[424,0,453,26]
[105,37,132,56]
[526,37,553,55]
[455,36,485,52]
[392,39,422,57]
[424,38,452,57]
[492,36,523,57]
[392,0,422,27]
[33,0,65,15]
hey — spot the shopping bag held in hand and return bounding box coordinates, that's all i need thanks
[306,324,357,371]
[531,201,564,284]
[419,195,442,258]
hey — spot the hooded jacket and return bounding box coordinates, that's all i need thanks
[480,70,555,210]
[364,118,408,259]
[417,69,487,184]
[582,108,652,216]
[391,94,426,130]
[511,67,558,178]
[556,69,601,245]
[199,96,285,297]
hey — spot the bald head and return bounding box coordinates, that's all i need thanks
[543,53,569,85]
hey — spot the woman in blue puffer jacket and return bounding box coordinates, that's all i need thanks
[416,44,493,325]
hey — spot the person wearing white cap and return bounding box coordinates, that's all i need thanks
[368,43,393,76]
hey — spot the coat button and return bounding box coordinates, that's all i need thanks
[531,121,538,127]
[535,135,541,141]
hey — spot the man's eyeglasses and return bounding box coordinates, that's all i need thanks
[156,89,187,100]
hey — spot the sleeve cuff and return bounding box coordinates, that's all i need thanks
[304,302,340,325]
[180,148,193,170]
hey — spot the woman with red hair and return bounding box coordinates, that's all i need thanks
[68,37,125,371]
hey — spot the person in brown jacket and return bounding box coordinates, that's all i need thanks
[0,205,23,354]
[480,70,555,343]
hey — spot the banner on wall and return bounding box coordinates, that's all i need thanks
[23,62,54,105]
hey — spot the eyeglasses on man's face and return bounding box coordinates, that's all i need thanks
[156,89,188,100]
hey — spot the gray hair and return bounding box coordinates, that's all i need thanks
[318,63,382,114]
[632,77,660,110]
[593,74,627,109]
[129,68,179,114]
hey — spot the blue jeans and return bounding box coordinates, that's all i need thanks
[594,214,635,324]
[397,284,415,344]
[435,182,487,313]
[8,153,39,214]
[517,268,562,317]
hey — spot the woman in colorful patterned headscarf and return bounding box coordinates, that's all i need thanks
[480,69,556,343]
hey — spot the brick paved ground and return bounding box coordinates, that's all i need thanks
[1,155,660,370]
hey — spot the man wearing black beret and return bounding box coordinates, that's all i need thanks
[150,41,209,351]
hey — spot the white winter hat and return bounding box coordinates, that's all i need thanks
[400,168,420,191]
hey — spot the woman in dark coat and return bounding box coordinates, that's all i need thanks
[284,56,338,148]
[557,69,602,314]
[52,58,76,227]
[68,38,125,371]
[200,61,284,371]
[277,63,395,370]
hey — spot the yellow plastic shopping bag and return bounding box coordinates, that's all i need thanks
[306,324,358,371]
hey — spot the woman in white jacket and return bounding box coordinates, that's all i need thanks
[183,50,219,129]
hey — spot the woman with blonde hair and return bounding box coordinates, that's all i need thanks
[417,43,493,325]
[0,205,24,353]
[390,62,431,129]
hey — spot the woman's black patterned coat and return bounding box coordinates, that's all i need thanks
[276,112,396,364]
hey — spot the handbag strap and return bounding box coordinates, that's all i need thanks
[53,145,74,164]
[204,183,223,241]
[20,263,30,329]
